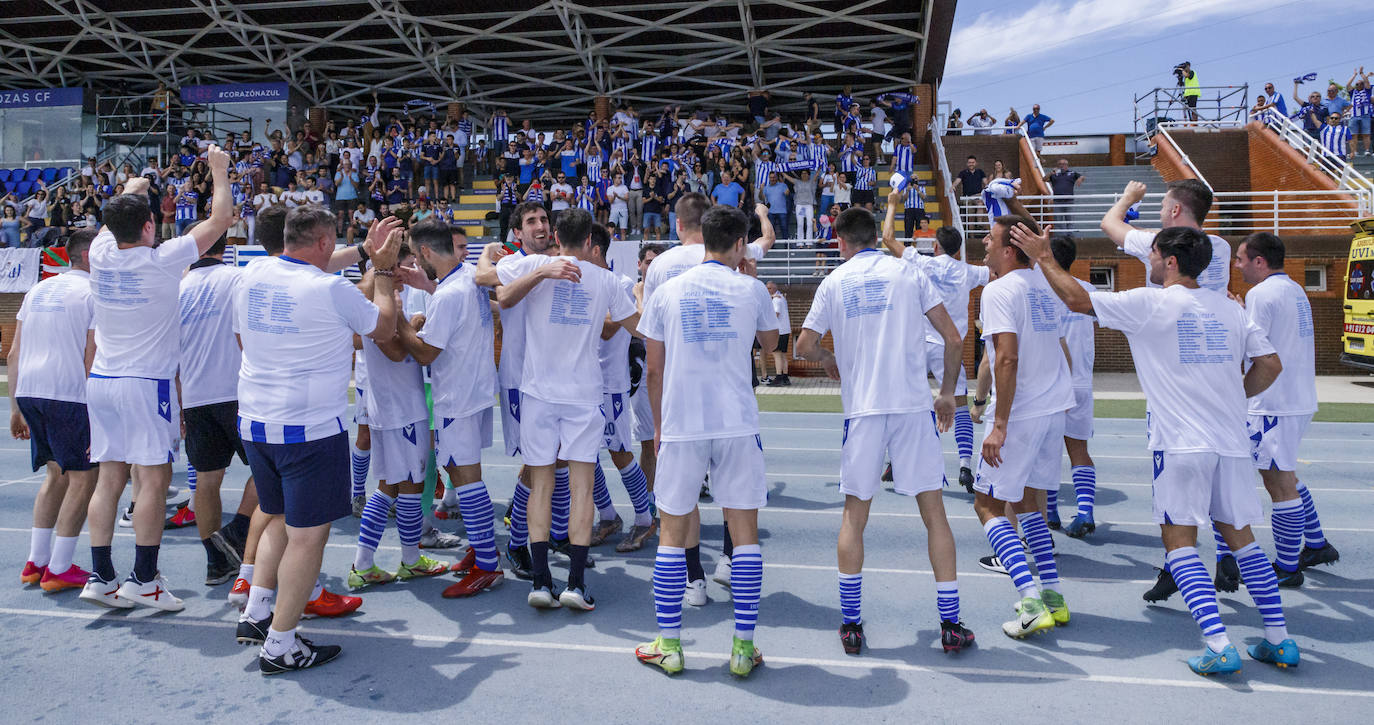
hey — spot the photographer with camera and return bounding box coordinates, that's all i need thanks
[1175,62,1200,122]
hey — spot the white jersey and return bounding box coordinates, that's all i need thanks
[598,274,636,395]
[638,261,776,442]
[802,250,941,417]
[359,337,426,430]
[980,268,1075,421]
[1121,229,1231,293]
[14,270,95,403]
[902,248,989,343]
[771,291,791,336]
[642,241,765,303]
[495,250,531,389]
[353,349,369,391]
[1061,277,1096,390]
[1244,273,1317,416]
[89,230,198,378]
[420,263,498,419]
[496,254,637,406]
[1091,284,1274,456]
[178,260,243,408]
[236,255,379,435]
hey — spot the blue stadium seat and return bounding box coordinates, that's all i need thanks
[23,169,40,182]
[40,168,57,184]
[14,180,33,196]
[60,167,76,182]
[3,181,14,194]
[0,170,10,183]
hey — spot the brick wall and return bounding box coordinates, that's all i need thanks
[941,135,1024,180]
[1169,129,1250,191]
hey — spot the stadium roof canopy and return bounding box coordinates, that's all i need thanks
[0,0,955,121]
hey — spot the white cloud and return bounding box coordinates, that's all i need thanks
[944,0,1292,80]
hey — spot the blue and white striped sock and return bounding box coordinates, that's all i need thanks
[1072,465,1096,517]
[838,572,862,624]
[457,481,499,571]
[592,463,617,521]
[1270,498,1304,573]
[1044,488,1059,518]
[186,462,197,513]
[936,580,959,623]
[954,406,973,465]
[1296,481,1327,548]
[395,492,424,565]
[618,462,653,527]
[350,444,370,499]
[1213,527,1232,562]
[984,517,1037,598]
[1018,511,1059,591]
[508,481,530,549]
[731,544,763,640]
[1166,546,1230,651]
[1235,542,1288,644]
[354,490,394,570]
[551,467,571,540]
[653,546,687,639]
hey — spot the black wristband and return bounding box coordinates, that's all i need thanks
[355,242,369,263]
[973,397,987,406]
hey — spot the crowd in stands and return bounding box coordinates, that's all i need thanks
[1252,68,1372,160]
[2,86,938,249]
[943,103,1054,150]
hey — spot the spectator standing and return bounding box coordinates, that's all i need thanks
[957,156,987,198]
[1322,82,1350,121]
[946,109,963,136]
[1004,108,1021,134]
[1320,112,1352,160]
[835,85,854,139]
[762,172,790,238]
[784,169,818,239]
[1019,104,1054,152]
[832,172,852,209]
[1179,62,1200,122]
[869,101,888,164]
[853,157,876,211]
[1294,88,1326,138]
[1347,68,1372,157]
[967,109,998,135]
[1255,82,1289,121]
[804,92,821,136]
[1045,158,1084,232]
[711,170,746,209]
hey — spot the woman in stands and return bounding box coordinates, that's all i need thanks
[1005,108,1021,134]
[988,160,1013,183]
[20,189,49,246]
[0,205,20,247]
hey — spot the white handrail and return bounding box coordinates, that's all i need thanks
[1252,110,1374,212]
[1152,122,1213,190]
[754,238,935,283]
[1016,124,1048,185]
[927,117,964,239]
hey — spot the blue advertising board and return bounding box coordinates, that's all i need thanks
[182,82,289,104]
[0,87,83,109]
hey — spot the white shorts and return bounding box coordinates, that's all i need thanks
[601,392,633,452]
[436,408,494,468]
[655,434,767,516]
[630,387,655,443]
[1247,413,1310,472]
[519,394,601,466]
[352,388,370,426]
[925,343,968,396]
[1064,387,1094,441]
[1151,451,1263,528]
[841,412,944,499]
[371,421,428,484]
[609,207,629,227]
[87,376,179,466]
[500,387,522,456]
[974,412,1064,503]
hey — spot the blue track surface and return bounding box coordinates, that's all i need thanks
[1,405,1371,719]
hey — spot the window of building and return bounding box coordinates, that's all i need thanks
[1089,266,1115,291]
[1304,265,1326,292]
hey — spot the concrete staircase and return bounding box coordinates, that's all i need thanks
[1350,152,1374,182]
[1068,164,1168,198]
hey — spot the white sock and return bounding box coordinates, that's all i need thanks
[1265,625,1289,646]
[1204,632,1231,653]
[186,497,196,513]
[959,456,971,469]
[262,627,297,658]
[238,563,254,582]
[49,535,78,573]
[442,486,459,507]
[311,577,323,601]
[245,585,275,621]
[354,544,376,571]
[28,527,53,567]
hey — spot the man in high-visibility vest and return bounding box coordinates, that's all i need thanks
[1181,62,1201,122]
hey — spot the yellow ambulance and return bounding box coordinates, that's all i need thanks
[1344,217,1374,371]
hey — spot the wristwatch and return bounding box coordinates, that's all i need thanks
[972,397,987,406]
[355,241,370,263]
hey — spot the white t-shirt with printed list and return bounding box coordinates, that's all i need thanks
[1121,229,1231,293]
[980,267,1075,421]
[15,270,95,403]
[638,261,776,442]
[90,229,199,379]
[178,261,243,408]
[1061,277,1096,390]
[359,336,427,430]
[1091,284,1274,455]
[598,274,636,395]
[803,250,941,417]
[1243,273,1317,416]
[420,263,499,418]
[902,248,989,344]
[642,241,765,303]
[495,250,531,389]
[496,254,637,406]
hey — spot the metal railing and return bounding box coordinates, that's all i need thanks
[1252,109,1374,199]
[927,116,964,238]
[1151,121,1213,189]
[1134,84,1250,137]
[1015,124,1048,186]
[756,238,934,283]
[957,190,1367,238]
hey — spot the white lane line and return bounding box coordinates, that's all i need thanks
[759,446,1372,465]
[0,474,45,488]
[0,605,1368,698]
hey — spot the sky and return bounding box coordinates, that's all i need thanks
[941,0,1372,135]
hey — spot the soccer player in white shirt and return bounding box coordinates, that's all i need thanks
[1016,222,1298,674]
[177,233,259,587]
[634,204,776,678]
[495,208,640,610]
[1233,233,1337,581]
[11,230,99,594]
[82,147,234,612]
[624,242,669,553]
[881,196,990,492]
[474,201,558,579]
[974,212,1076,639]
[1047,238,1101,539]
[796,207,975,656]
[760,281,791,385]
[233,208,403,674]
[394,221,508,598]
